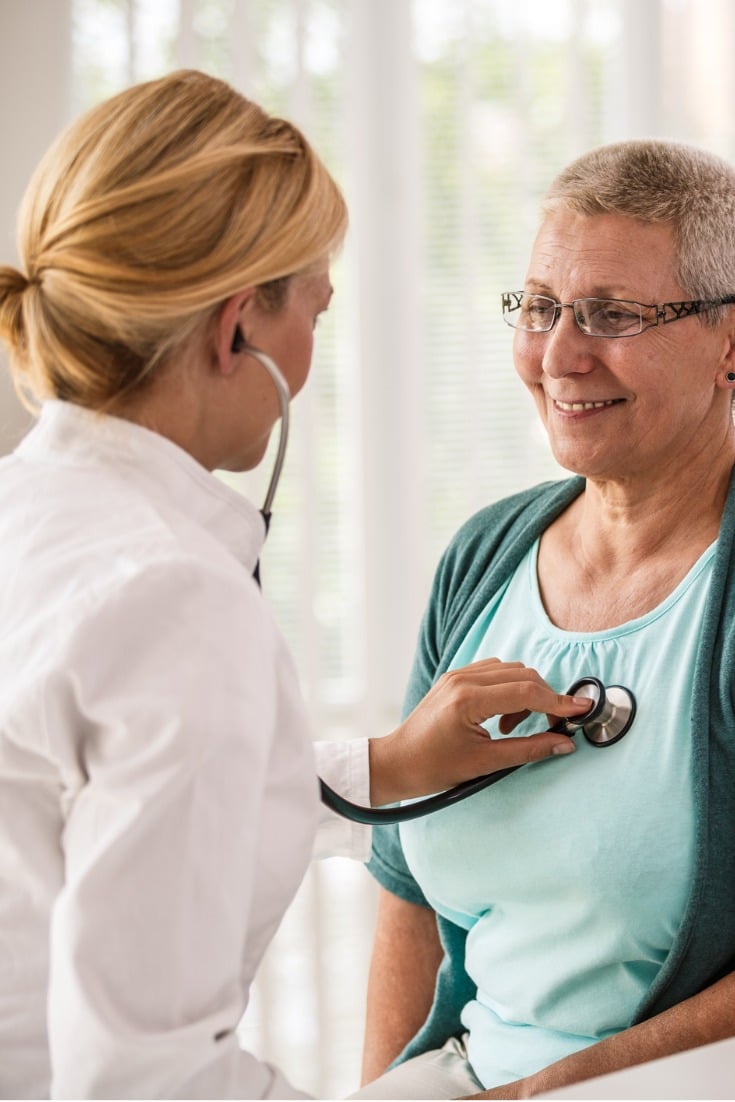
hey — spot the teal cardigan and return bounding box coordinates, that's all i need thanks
[367,474,735,1065]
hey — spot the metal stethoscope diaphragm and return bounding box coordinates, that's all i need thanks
[550,677,637,746]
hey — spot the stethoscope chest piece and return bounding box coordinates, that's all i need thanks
[558,676,637,747]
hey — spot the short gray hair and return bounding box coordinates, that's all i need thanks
[542,139,735,325]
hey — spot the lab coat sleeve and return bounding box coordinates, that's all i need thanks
[45,559,313,1099]
[312,739,372,861]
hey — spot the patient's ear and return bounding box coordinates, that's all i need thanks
[715,312,735,386]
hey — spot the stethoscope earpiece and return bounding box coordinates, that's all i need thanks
[231,325,246,354]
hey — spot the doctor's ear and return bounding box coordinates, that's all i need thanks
[214,291,255,373]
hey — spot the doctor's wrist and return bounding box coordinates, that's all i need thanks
[367,731,412,807]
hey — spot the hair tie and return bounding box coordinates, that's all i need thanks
[10,268,35,294]
[0,267,33,300]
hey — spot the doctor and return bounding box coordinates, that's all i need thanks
[0,70,587,1099]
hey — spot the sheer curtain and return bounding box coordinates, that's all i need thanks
[4,0,735,1095]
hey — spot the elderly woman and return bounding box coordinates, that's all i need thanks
[359,139,735,1100]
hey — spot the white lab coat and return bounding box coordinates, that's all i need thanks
[0,401,371,1100]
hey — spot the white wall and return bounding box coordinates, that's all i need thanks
[0,0,73,452]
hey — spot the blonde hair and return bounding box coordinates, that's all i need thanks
[0,69,348,409]
[542,139,735,325]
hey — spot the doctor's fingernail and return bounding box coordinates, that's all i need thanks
[572,696,593,706]
[552,740,576,755]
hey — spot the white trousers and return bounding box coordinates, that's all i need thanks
[349,1036,484,1100]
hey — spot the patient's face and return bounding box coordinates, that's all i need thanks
[513,209,731,484]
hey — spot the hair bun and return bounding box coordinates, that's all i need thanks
[0,265,32,349]
[0,265,31,293]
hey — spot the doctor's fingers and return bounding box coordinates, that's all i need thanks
[432,665,592,726]
[435,659,582,703]
[475,729,578,768]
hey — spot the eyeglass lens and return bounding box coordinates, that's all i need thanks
[503,293,647,336]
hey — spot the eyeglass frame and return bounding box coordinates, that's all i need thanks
[501,290,735,339]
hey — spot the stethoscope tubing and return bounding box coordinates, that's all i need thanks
[319,762,528,824]
[241,345,291,521]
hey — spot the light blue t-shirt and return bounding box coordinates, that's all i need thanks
[399,538,714,1089]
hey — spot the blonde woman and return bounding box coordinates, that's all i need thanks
[0,71,587,1099]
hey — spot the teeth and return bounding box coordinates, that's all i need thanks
[555,399,618,411]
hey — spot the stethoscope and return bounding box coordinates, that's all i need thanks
[319,677,637,823]
[240,336,638,825]
[231,330,290,573]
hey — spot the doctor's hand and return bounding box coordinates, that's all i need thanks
[368,659,592,807]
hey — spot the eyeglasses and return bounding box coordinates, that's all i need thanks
[501,291,735,339]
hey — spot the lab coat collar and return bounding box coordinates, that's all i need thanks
[17,400,267,573]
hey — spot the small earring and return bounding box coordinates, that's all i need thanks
[726,371,735,383]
